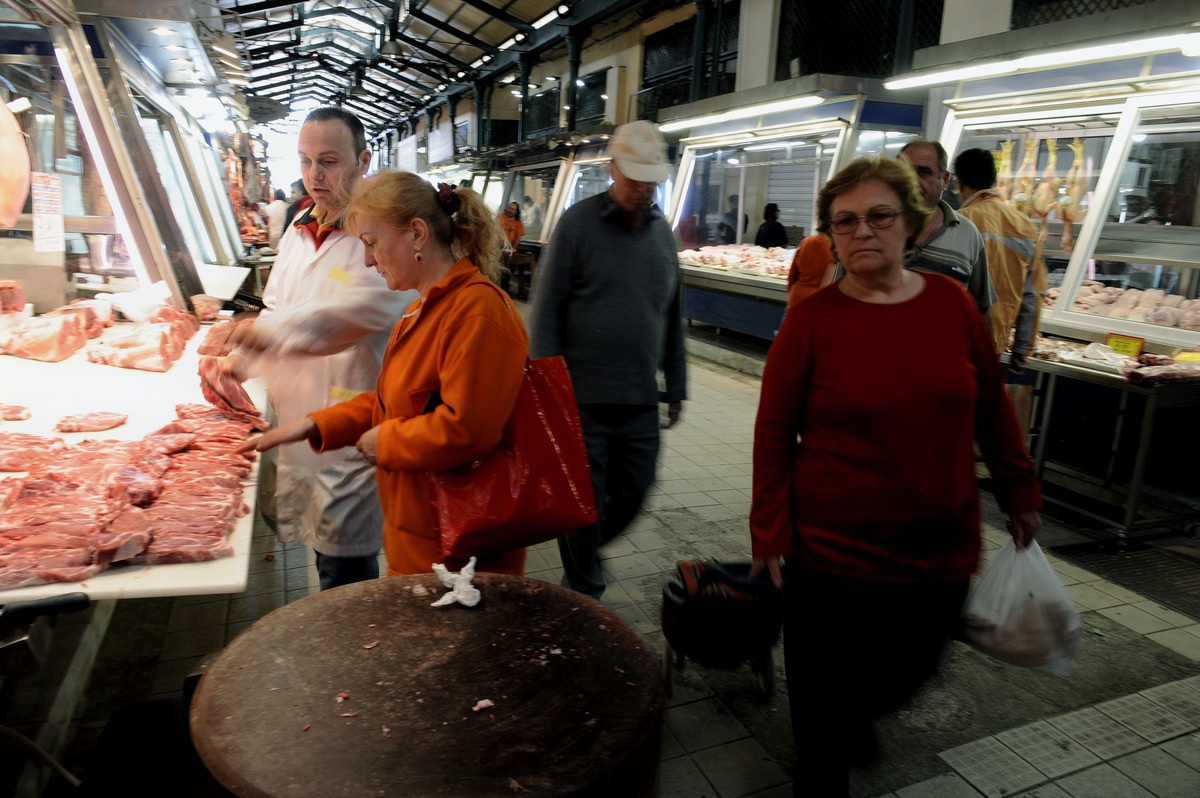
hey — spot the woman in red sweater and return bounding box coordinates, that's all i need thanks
[750,157,1041,796]
[241,173,529,577]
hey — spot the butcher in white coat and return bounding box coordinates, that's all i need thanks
[225,107,415,590]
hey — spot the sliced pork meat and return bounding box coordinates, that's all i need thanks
[55,411,129,433]
[0,432,65,472]
[0,314,87,362]
[0,404,30,421]
[92,506,152,564]
[0,280,26,313]
[46,304,103,338]
[132,531,233,564]
[68,298,114,327]
[198,356,268,430]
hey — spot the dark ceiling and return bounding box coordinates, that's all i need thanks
[214,0,646,136]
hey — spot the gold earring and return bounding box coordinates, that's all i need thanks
[414,249,422,262]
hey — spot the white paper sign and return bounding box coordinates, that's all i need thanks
[31,171,65,253]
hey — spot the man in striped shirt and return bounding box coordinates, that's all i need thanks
[900,139,997,326]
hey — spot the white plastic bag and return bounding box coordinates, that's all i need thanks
[961,540,1081,676]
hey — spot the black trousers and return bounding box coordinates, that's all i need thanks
[784,563,969,797]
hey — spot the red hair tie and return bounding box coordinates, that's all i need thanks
[436,182,461,215]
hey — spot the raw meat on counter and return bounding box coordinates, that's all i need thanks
[0,404,30,421]
[0,403,259,591]
[1043,282,1200,331]
[0,432,65,471]
[0,280,25,313]
[85,302,202,372]
[198,355,268,429]
[677,244,792,277]
[0,314,87,362]
[45,304,103,338]
[55,412,129,433]
[197,319,252,357]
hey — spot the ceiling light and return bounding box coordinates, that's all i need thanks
[380,40,404,57]
[212,40,239,60]
[532,10,559,29]
[527,82,538,89]
[727,158,739,165]
[481,54,492,62]
[514,32,526,42]
[575,79,584,87]
[163,44,186,52]
[170,58,191,64]
[457,71,466,78]
[544,75,558,81]
[659,95,824,132]
[151,27,172,36]
[437,83,446,91]
[885,31,1200,90]
[498,38,516,51]
[600,93,608,100]
[563,105,571,111]
[511,89,522,96]
[558,4,570,14]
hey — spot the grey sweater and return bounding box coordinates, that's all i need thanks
[529,190,687,406]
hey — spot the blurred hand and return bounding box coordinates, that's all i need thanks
[356,425,380,466]
[1006,510,1041,549]
[662,401,683,430]
[228,323,273,353]
[1006,352,1027,380]
[220,353,248,382]
[750,556,784,589]
[235,417,317,455]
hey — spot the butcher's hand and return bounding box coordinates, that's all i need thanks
[236,417,318,454]
[1006,509,1041,549]
[662,401,683,430]
[227,322,274,353]
[220,353,249,382]
[355,425,381,466]
[749,556,785,589]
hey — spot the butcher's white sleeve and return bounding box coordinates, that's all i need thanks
[255,272,413,357]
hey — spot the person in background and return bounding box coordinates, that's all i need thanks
[264,188,289,250]
[754,203,789,249]
[785,233,836,309]
[497,201,524,249]
[529,120,687,600]
[522,194,543,239]
[718,193,747,245]
[283,180,310,229]
[240,173,529,577]
[954,148,1048,379]
[224,107,415,591]
[751,156,1041,796]
[899,139,996,324]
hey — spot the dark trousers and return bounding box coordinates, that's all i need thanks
[784,563,969,797]
[558,404,660,599]
[315,550,379,591]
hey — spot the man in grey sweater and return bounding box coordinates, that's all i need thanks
[529,120,688,599]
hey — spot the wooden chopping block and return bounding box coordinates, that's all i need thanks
[189,573,664,797]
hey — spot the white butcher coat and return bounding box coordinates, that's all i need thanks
[244,214,415,557]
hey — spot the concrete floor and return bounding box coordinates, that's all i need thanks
[4,354,1200,798]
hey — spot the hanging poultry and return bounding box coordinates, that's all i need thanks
[1010,139,1039,215]
[996,139,1016,202]
[1059,138,1088,254]
[1030,138,1063,244]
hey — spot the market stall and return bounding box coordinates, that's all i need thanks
[661,74,925,340]
[899,30,1200,534]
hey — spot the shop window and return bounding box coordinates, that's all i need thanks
[527,87,560,139]
[575,71,608,128]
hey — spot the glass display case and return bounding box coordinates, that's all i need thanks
[942,91,1200,353]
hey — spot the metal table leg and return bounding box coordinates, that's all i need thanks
[1122,391,1159,534]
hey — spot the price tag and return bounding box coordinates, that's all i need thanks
[1105,333,1144,357]
[1176,352,1200,362]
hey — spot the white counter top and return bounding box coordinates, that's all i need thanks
[0,322,266,603]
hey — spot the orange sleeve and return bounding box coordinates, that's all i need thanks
[786,235,835,309]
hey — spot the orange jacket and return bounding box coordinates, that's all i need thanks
[786,234,836,309]
[308,259,529,544]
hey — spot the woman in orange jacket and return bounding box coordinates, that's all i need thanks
[241,173,529,576]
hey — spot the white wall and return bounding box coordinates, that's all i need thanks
[940,0,1012,44]
[736,0,780,91]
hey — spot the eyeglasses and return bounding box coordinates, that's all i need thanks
[828,208,902,235]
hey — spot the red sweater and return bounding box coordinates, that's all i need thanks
[750,273,1041,582]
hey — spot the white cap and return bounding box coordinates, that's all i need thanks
[607,120,669,183]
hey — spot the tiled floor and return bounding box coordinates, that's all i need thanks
[11,353,1200,797]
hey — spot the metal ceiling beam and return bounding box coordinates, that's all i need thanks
[248,37,301,61]
[343,97,392,124]
[223,0,303,15]
[306,5,383,33]
[394,31,471,71]
[363,75,416,109]
[371,62,431,94]
[404,5,497,56]
[242,18,306,39]
[296,40,367,64]
[452,0,535,34]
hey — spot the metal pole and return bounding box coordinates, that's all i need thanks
[894,0,917,75]
[708,0,723,99]
[565,30,582,132]
[689,0,710,103]
[518,56,531,141]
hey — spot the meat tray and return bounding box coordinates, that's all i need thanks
[0,322,264,602]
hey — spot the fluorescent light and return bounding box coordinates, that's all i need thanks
[532,10,559,29]
[886,32,1200,90]
[600,93,608,100]
[498,38,516,51]
[659,95,824,133]
[510,89,522,96]
[1133,133,1147,142]
[727,158,739,164]
[742,139,811,151]
[212,42,239,60]
[544,75,558,81]
[151,27,172,36]
[163,44,186,52]
[417,146,426,153]
[6,96,30,113]
[959,103,1124,127]
[819,136,840,144]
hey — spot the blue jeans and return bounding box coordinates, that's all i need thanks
[314,551,379,592]
[557,404,660,599]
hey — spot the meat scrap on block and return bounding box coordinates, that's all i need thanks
[0,402,260,592]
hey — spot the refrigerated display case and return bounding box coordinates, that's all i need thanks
[662,77,924,339]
